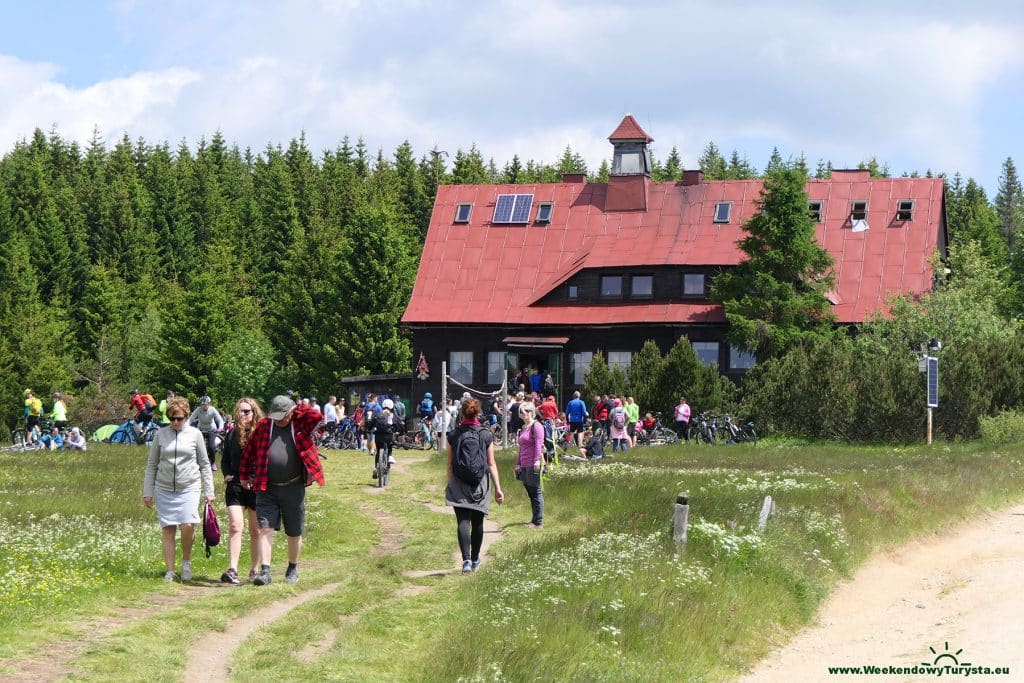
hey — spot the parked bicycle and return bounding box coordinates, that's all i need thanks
[693,412,717,445]
[636,412,679,446]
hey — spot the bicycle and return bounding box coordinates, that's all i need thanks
[636,413,679,446]
[720,414,758,443]
[693,412,716,445]
[375,442,391,487]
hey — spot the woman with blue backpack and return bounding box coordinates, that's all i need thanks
[445,398,504,573]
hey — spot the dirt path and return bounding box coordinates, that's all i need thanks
[403,501,505,578]
[740,503,1024,681]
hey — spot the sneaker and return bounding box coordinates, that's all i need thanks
[211,463,218,471]
[221,568,240,585]
[164,570,178,582]
[388,455,396,465]
[181,560,192,581]
[471,560,481,572]
[248,569,257,583]
[253,567,272,586]
[284,567,299,584]
[461,560,472,574]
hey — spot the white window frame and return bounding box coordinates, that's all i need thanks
[808,200,823,222]
[535,201,553,223]
[692,341,719,368]
[850,200,868,221]
[714,202,732,223]
[454,203,472,223]
[896,199,914,221]
[449,351,473,384]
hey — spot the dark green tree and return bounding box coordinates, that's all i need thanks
[711,167,837,359]
[698,142,727,180]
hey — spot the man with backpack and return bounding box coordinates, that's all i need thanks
[130,389,157,427]
[444,399,504,573]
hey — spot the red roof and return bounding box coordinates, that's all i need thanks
[403,173,946,327]
[608,115,653,142]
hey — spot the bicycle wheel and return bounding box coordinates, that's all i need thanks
[742,426,758,443]
[339,431,355,450]
[376,448,388,487]
[657,428,679,445]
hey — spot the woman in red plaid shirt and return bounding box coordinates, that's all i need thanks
[240,395,324,586]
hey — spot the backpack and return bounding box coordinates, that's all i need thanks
[612,408,626,430]
[203,501,221,558]
[452,425,489,487]
[141,394,156,410]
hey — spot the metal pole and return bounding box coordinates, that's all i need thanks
[672,493,690,555]
[927,406,933,445]
[502,369,509,450]
[441,361,448,454]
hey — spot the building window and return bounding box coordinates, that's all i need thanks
[570,351,593,385]
[600,275,623,298]
[692,341,719,368]
[683,273,705,297]
[729,346,756,370]
[535,202,553,223]
[449,351,473,384]
[608,351,632,374]
[896,199,914,221]
[487,352,507,384]
[714,202,732,223]
[454,203,472,223]
[567,284,579,300]
[618,152,642,174]
[850,201,867,221]
[808,200,823,222]
[631,275,653,298]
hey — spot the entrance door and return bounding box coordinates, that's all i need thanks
[548,352,562,403]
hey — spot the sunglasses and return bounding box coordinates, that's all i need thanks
[169,416,186,422]
[239,409,252,415]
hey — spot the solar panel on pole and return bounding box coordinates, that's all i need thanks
[926,356,939,408]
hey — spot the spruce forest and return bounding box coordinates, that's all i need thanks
[0,127,1021,434]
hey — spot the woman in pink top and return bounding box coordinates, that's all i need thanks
[516,401,545,528]
[674,397,691,443]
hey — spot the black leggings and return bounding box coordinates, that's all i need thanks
[454,507,485,562]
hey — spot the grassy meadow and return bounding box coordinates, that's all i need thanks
[1,439,1023,681]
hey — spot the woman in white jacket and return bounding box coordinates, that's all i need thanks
[142,396,215,582]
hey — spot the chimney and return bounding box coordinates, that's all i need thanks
[681,170,703,186]
[562,173,586,184]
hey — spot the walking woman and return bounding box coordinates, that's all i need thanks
[446,399,504,573]
[219,397,264,585]
[142,396,215,582]
[516,401,545,529]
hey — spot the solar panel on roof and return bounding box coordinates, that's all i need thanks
[511,194,533,223]
[493,194,515,223]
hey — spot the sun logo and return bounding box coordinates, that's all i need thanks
[921,642,971,667]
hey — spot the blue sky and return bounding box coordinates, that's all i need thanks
[1,0,1022,194]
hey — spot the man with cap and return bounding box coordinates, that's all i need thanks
[240,395,323,585]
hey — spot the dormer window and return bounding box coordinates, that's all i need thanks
[535,202,553,224]
[454,203,472,224]
[600,275,623,298]
[850,201,867,221]
[567,285,578,300]
[492,194,533,224]
[896,200,914,221]
[808,200,823,222]
[714,202,732,223]
[631,275,653,298]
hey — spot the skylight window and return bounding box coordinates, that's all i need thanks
[896,200,914,221]
[851,201,867,221]
[714,202,732,223]
[535,202,553,223]
[808,200,823,222]
[454,203,472,223]
[492,194,534,223]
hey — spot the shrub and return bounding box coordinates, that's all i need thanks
[979,410,1024,444]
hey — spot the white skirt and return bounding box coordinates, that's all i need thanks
[155,486,201,527]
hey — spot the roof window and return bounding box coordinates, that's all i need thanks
[535,202,553,224]
[492,194,534,224]
[896,200,914,221]
[714,202,732,223]
[808,200,823,222]
[454,203,472,224]
[850,201,867,221]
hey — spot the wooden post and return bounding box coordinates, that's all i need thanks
[927,406,933,445]
[672,494,689,554]
[757,495,774,532]
[440,361,448,454]
[502,369,509,450]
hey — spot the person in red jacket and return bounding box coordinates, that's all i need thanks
[240,395,324,586]
[537,395,558,422]
[130,389,157,426]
